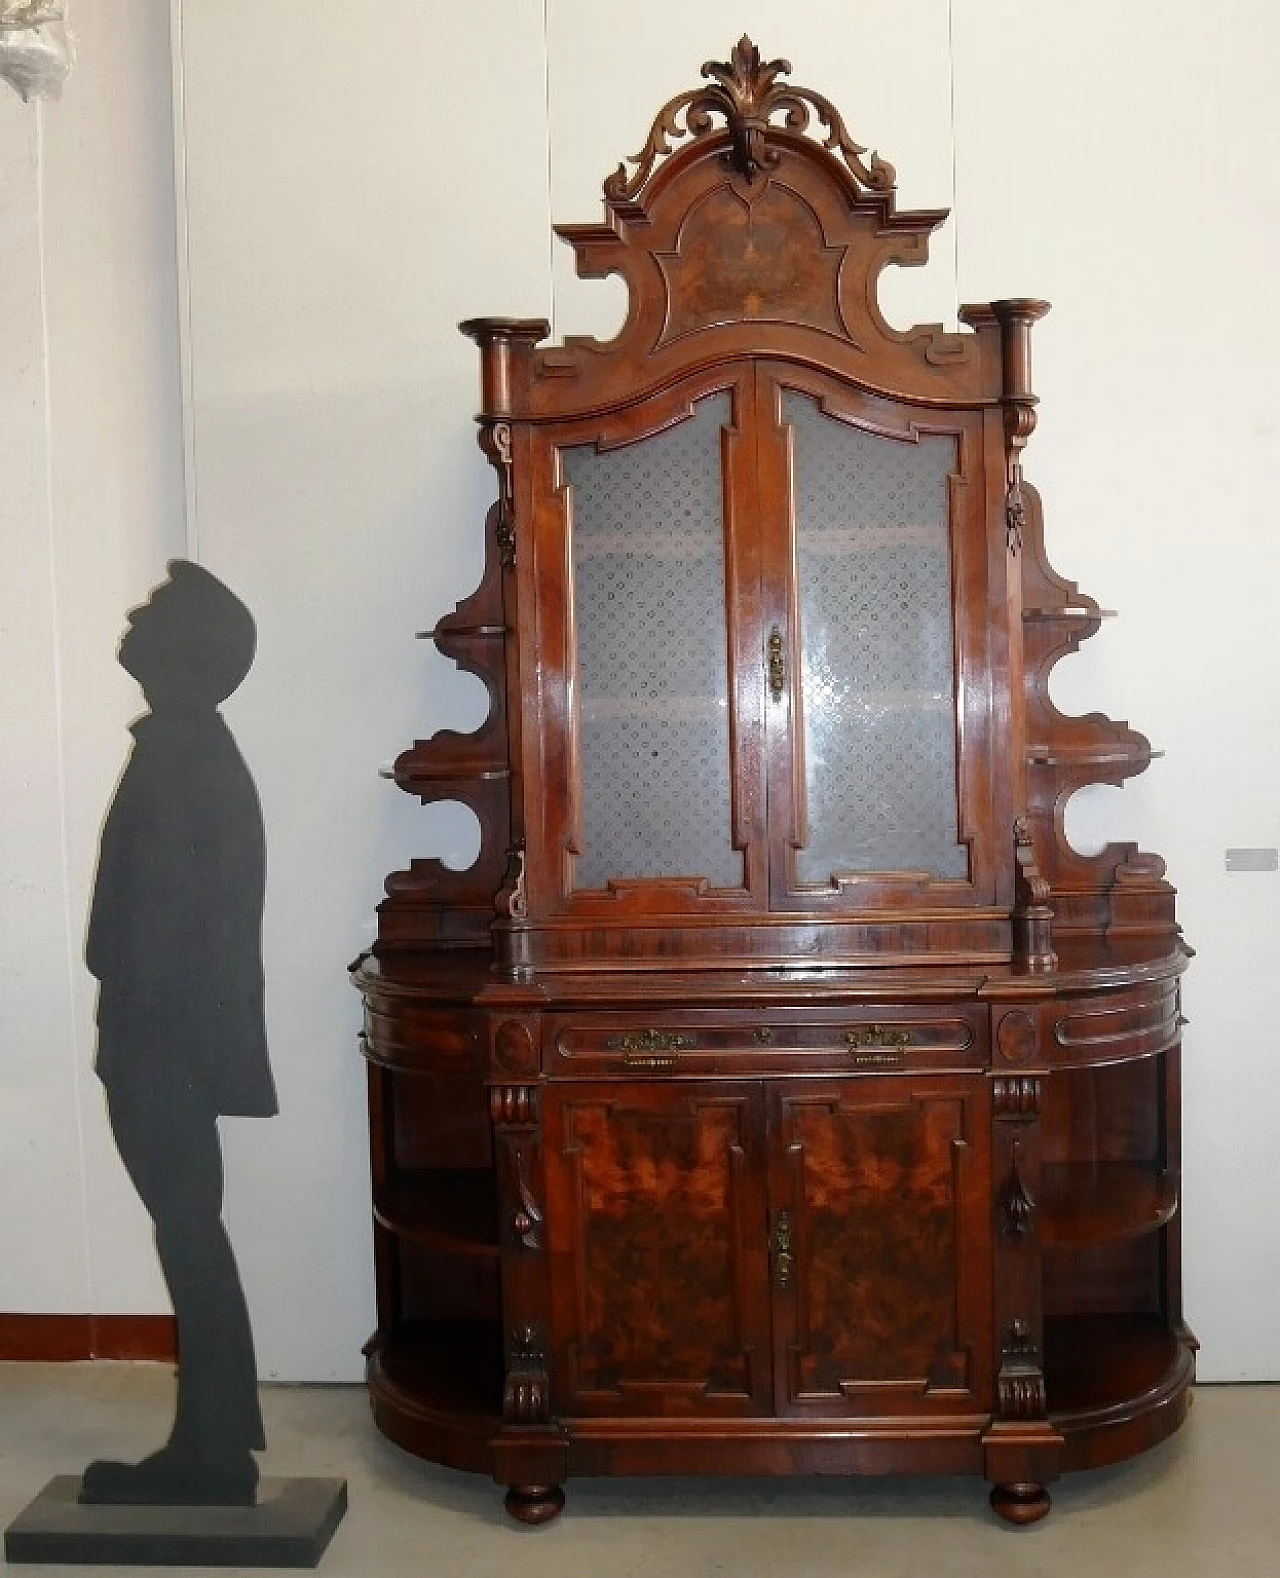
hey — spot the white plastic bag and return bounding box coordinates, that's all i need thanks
[0,1,73,103]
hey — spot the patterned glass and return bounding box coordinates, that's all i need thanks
[565,392,742,890]
[786,392,967,882]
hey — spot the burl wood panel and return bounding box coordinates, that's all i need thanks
[772,1077,990,1414]
[545,1083,770,1417]
[657,182,847,345]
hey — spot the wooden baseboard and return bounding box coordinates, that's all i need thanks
[0,1313,176,1362]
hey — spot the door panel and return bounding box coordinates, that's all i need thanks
[769,1076,992,1416]
[538,370,769,914]
[786,388,966,883]
[755,369,996,912]
[544,1082,771,1417]
[564,391,741,891]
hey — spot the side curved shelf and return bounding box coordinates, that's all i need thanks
[1045,1314,1195,1472]
[373,1170,499,1259]
[1040,1164,1179,1249]
[366,1320,502,1475]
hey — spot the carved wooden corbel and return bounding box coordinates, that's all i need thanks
[1013,816,1057,973]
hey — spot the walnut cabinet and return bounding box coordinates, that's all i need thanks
[353,39,1192,1525]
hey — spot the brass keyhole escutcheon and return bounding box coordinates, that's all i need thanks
[767,626,785,702]
[772,1209,793,1289]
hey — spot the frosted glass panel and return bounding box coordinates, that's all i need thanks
[786,393,966,882]
[565,393,742,890]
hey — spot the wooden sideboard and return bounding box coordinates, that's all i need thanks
[353,38,1192,1525]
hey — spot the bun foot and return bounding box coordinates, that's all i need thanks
[990,1481,1051,1525]
[504,1483,565,1525]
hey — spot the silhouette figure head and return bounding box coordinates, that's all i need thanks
[119,561,256,710]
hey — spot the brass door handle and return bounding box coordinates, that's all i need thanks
[772,1209,793,1289]
[767,626,785,702]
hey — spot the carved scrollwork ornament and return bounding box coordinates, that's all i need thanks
[604,35,896,203]
[1005,465,1026,555]
[496,846,527,922]
[510,1142,544,1251]
[998,1140,1036,1239]
[481,420,516,568]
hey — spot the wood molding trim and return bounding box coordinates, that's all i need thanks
[0,1313,176,1362]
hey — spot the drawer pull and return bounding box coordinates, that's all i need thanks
[849,1050,908,1068]
[842,1025,912,1050]
[605,1029,698,1054]
[621,1052,679,1069]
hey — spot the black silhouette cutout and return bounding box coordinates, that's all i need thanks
[79,560,277,1508]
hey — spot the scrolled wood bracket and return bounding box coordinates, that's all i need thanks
[490,1084,539,1129]
[997,1319,1048,1420]
[992,1075,1042,1120]
[503,1321,550,1425]
[496,846,528,922]
[479,420,516,569]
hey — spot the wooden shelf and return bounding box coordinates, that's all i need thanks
[417,622,505,641]
[1040,1163,1179,1248]
[373,1169,499,1258]
[1023,606,1116,622]
[1027,745,1161,767]
[1044,1313,1188,1422]
[367,1318,503,1475]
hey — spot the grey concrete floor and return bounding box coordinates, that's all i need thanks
[1,1363,1277,1576]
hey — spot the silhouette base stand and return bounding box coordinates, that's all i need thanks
[5,1477,348,1568]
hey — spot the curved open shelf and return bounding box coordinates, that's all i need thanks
[1045,1313,1195,1471]
[367,1319,502,1474]
[1040,1164,1179,1248]
[373,1170,499,1258]
[1027,744,1162,767]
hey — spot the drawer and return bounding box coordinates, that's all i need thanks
[543,1006,987,1077]
[361,1002,487,1074]
[1049,980,1181,1069]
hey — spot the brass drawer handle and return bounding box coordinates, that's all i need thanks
[842,1025,912,1049]
[604,1029,698,1054]
[843,1026,911,1067]
[772,1210,793,1290]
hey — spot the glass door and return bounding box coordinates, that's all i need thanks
[553,377,768,907]
[757,374,986,910]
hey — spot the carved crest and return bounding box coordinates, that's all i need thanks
[605,35,896,203]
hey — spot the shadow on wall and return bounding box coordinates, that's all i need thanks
[81,559,277,1508]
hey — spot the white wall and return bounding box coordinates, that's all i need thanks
[1,1,186,1324]
[2,1,1277,1383]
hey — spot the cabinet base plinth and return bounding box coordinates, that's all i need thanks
[990,1481,1052,1525]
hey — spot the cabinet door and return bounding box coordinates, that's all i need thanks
[768,1076,992,1416]
[544,1081,772,1417]
[755,372,998,910]
[537,374,768,909]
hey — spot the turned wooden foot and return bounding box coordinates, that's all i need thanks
[504,1483,565,1525]
[990,1481,1051,1525]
